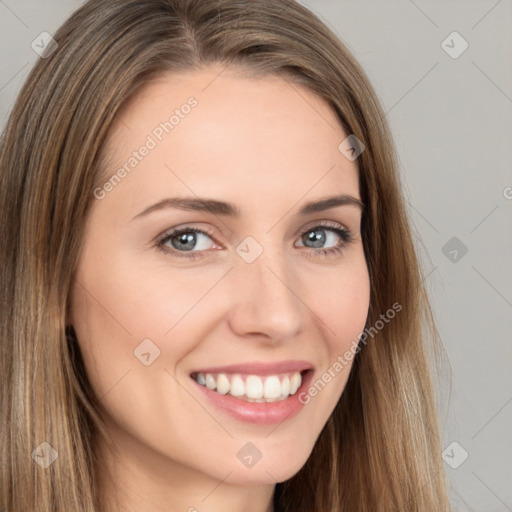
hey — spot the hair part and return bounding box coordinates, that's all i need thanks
[0,1,450,510]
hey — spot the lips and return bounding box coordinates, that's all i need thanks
[190,360,313,376]
[188,360,314,423]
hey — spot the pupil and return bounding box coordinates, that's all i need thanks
[173,233,196,251]
[306,230,325,248]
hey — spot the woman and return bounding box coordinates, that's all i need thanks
[0,0,450,510]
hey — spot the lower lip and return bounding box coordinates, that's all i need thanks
[192,371,313,425]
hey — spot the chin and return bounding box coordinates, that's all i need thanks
[218,445,314,486]
[222,464,305,486]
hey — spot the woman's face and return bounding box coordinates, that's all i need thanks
[69,65,370,487]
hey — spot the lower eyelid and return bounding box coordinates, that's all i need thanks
[157,224,353,257]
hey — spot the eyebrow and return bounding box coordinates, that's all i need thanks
[131,194,364,221]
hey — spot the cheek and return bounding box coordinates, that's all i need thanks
[304,253,370,402]
[69,273,135,400]
[68,246,225,396]
[316,253,370,352]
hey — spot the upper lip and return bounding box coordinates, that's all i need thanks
[190,360,314,376]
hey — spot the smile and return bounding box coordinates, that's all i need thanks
[190,371,303,402]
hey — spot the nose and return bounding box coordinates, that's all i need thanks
[226,246,307,343]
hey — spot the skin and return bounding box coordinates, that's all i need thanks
[69,64,370,512]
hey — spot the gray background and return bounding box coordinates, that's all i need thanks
[1,1,511,510]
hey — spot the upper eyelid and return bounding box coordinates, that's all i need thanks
[294,219,350,234]
[157,220,352,248]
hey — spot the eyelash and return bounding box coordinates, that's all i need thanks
[155,221,355,261]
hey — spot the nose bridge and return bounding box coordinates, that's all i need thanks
[227,241,305,339]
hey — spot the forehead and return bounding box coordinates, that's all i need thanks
[97,65,360,218]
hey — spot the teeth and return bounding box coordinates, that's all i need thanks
[290,372,301,395]
[230,375,245,397]
[263,376,282,399]
[192,371,304,402]
[216,374,230,395]
[281,375,290,397]
[205,374,216,390]
[245,375,263,399]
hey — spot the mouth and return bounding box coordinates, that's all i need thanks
[190,360,315,425]
[190,370,308,403]
[189,362,314,424]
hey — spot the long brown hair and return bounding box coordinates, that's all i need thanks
[0,0,450,510]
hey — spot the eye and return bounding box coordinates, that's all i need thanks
[156,226,218,260]
[295,222,354,258]
[156,221,354,261]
